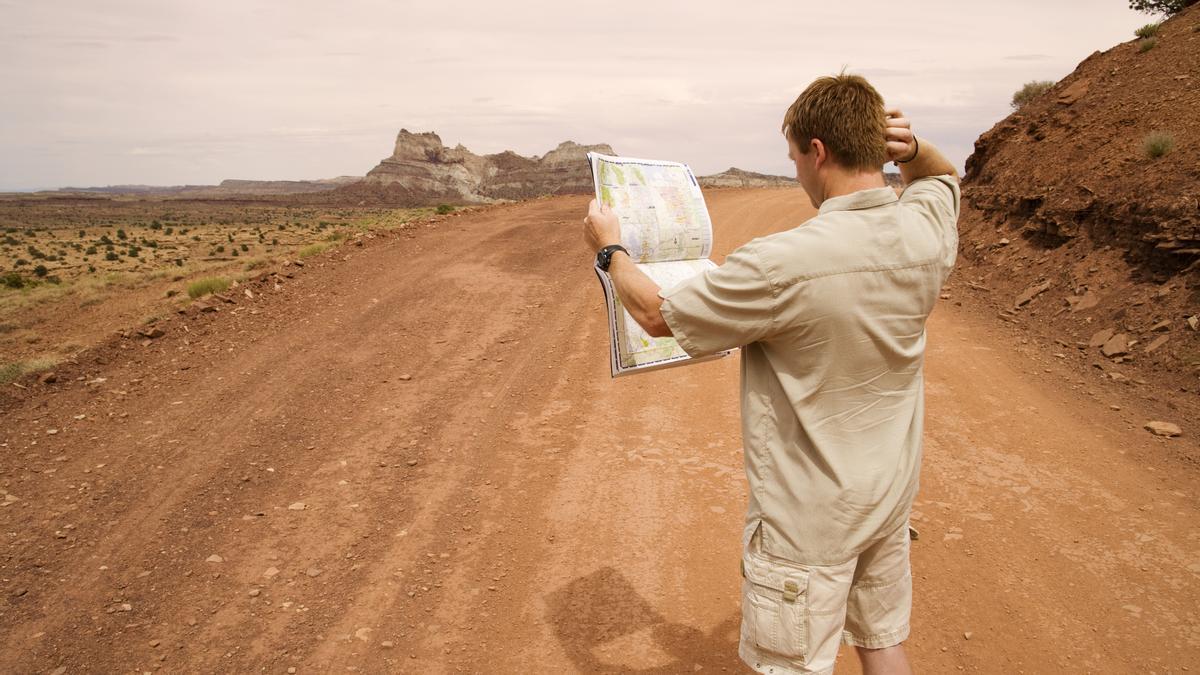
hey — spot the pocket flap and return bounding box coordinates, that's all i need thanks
[742,550,808,600]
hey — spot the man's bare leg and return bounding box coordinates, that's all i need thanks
[855,644,913,675]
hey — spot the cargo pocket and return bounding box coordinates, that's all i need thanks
[741,548,810,660]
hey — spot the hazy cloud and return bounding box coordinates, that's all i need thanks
[0,0,1149,190]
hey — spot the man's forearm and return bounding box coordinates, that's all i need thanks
[608,252,672,337]
[898,135,958,185]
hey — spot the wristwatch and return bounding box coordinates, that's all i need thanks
[596,244,628,272]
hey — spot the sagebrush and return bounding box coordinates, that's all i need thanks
[1011,81,1055,109]
[1143,132,1175,159]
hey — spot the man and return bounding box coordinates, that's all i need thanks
[582,73,958,675]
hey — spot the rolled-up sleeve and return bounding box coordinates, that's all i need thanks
[658,242,777,357]
[900,175,961,270]
[899,175,960,222]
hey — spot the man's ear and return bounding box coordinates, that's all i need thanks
[810,138,827,170]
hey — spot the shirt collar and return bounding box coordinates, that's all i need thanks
[817,186,898,215]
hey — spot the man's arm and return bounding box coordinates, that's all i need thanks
[884,108,958,185]
[582,199,673,338]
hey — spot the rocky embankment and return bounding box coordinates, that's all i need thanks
[954,4,1199,396]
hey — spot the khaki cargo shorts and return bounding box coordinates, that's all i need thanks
[738,522,912,675]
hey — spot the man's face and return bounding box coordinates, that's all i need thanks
[787,134,822,209]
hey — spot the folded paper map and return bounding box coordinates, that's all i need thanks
[587,152,732,377]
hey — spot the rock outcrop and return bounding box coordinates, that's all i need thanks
[698,168,795,189]
[355,130,614,204]
[961,4,1199,264]
[953,3,1200,389]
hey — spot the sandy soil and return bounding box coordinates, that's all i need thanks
[1,189,1196,673]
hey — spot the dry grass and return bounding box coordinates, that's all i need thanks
[1143,132,1175,159]
[187,276,231,298]
[297,243,330,258]
[0,356,58,385]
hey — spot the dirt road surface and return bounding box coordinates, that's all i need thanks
[2,189,1197,673]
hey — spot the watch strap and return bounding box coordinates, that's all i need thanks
[597,244,628,271]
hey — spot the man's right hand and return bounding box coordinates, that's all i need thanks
[884,109,916,163]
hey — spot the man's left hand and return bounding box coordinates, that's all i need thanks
[583,199,621,253]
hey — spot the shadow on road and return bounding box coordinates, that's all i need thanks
[547,566,743,673]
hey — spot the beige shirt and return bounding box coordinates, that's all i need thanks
[659,176,960,565]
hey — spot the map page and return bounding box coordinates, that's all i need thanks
[587,152,731,377]
[588,153,713,263]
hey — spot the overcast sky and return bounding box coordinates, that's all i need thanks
[0,0,1152,190]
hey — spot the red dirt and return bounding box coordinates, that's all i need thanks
[1,190,1197,673]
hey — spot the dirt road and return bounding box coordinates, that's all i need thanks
[1,190,1196,673]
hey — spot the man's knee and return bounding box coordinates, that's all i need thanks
[854,643,912,675]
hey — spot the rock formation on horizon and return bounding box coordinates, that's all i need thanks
[351,129,615,204]
[698,167,796,189]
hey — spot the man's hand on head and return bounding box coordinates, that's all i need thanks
[884,109,917,163]
[583,199,622,254]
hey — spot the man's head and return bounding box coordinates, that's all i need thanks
[783,73,888,207]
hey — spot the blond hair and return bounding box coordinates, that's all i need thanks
[782,73,888,171]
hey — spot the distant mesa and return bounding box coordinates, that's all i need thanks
[698,167,796,189]
[52,176,361,198]
[344,129,615,205]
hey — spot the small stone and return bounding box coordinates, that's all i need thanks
[382,640,395,649]
[1088,328,1115,348]
[398,374,412,381]
[150,639,161,648]
[1144,335,1169,353]
[963,631,973,640]
[288,502,307,511]
[138,327,166,339]
[264,566,280,578]
[1144,421,1181,437]
[120,603,133,612]
[244,289,254,299]
[1100,333,1129,358]
[288,669,297,674]
[248,588,261,597]
[1109,404,1121,411]
[406,459,418,467]
[1068,290,1099,313]
[997,238,1010,246]
[39,372,57,384]
[1188,315,1198,331]
[1014,281,1051,308]
[306,567,322,578]
[1149,319,1171,332]
[45,429,58,435]
[206,554,224,563]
